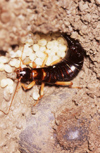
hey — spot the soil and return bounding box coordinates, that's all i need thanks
[0,0,100,153]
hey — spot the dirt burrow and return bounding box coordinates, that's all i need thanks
[0,0,100,153]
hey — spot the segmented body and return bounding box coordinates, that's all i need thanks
[19,34,84,84]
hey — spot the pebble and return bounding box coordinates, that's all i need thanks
[97,108,100,115]
[34,34,40,43]
[95,0,100,5]
[79,2,88,11]
[1,12,11,24]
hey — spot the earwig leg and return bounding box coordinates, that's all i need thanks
[55,81,81,89]
[34,83,45,106]
[33,53,47,106]
[41,51,61,66]
[19,57,36,68]
[16,83,21,92]
[50,58,62,66]
[31,61,36,68]
[21,81,35,90]
[41,53,48,67]
[19,45,37,68]
[55,81,73,86]
[40,83,45,97]
[25,61,36,68]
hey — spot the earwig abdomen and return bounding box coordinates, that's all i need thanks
[31,34,84,84]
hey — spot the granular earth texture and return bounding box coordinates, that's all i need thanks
[0,0,100,153]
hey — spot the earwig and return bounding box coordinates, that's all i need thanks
[0,34,84,115]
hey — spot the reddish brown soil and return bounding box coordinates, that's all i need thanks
[0,0,100,153]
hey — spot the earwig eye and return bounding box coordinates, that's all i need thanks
[19,67,32,83]
[71,46,76,50]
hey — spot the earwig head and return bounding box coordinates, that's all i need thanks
[15,67,32,83]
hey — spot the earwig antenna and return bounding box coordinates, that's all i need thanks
[0,45,25,115]
[0,79,21,115]
[19,44,25,68]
